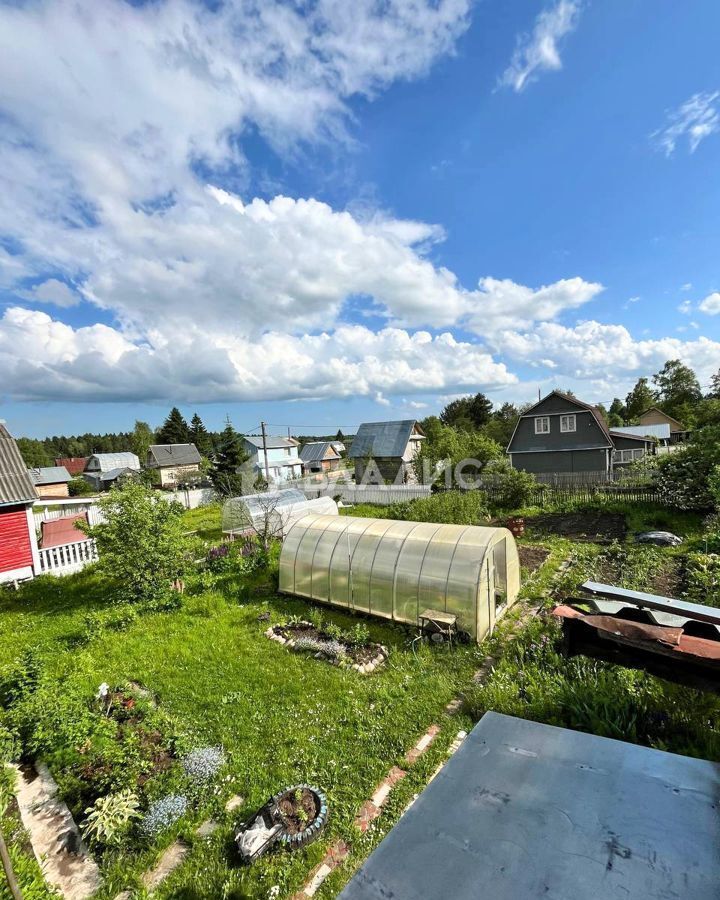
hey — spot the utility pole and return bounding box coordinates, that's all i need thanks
[260,421,271,484]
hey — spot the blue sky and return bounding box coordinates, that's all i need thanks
[1,0,719,439]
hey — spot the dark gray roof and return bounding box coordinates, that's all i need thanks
[300,441,340,462]
[243,435,297,450]
[348,420,423,459]
[340,712,720,900]
[0,424,38,506]
[28,465,72,485]
[148,443,202,467]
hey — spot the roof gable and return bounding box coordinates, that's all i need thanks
[148,443,201,467]
[87,452,140,472]
[349,420,424,459]
[0,424,39,505]
[243,435,298,451]
[511,391,614,448]
[639,407,685,430]
[29,466,72,485]
[300,441,341,462]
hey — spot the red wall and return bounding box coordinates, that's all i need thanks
[0,506,33,574]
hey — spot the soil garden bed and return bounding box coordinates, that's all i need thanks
[527,512,627,543]
[518,545,550,574]
[266,621,388,673]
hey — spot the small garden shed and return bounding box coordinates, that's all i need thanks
[279,514,520,642]
[222,490,338,538]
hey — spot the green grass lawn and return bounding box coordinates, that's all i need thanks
[0,564,484,899]
[2,495,718,899]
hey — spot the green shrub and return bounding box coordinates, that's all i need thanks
[483,459,538,509]
[81,481,190,605]
[387,490,488,525]
[81,789,140,847]
[68,476,96,497]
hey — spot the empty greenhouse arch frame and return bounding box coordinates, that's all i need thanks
[279,514,521,642]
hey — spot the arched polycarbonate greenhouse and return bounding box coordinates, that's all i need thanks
[279,514,520,642]
[222,490,338,538]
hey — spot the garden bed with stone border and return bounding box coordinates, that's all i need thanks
[265,621,389,674]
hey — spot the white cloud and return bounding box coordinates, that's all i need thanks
[652,91,720,156]
[677,299,693,315]
[19,279,80,308]
[0,307,516,403]
[699,291,720,315]
[681,282,693,291]
[494,319,720,385]
[498,0,581,93]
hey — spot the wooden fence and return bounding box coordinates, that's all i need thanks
[479,483,666,507]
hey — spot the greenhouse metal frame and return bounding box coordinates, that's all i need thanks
[279,514,520,642]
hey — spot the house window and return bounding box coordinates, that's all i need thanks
[534,416,550,435]
[560,414,576,433]
[613,449,645,464]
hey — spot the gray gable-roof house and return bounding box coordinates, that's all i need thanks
[299,441,341,474]
[349,420,425,484]
[84,451,141,491]
[507,392,654,478]
[147,443,202,488]
[0,424,39,584]
[0,424,38,507]
[28,466,71,487]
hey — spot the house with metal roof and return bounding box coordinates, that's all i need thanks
[0,423,40,584]
[55,456,89,476]
[639,407,690,443]
[507,391,655,477]
[83,451,141,491]
[299,441,342,474]
[348,420,425,485]
[241,435,303,484]
[146,443,202,488]
[28,465,72,499]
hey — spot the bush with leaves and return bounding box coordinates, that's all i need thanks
[654,426,720,510]
[386,490,489,525]
[481,459,538,509]
[81,789,140,847]
[80,481,190,604]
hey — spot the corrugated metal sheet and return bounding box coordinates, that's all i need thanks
[0,506,33,573]
[86,452,140,473]
[348,420,421,459]
[0,424,38,506]
[340,712,720,900]
[28,466,72,485]
[40,514,90,549]
[147,444,202,467]
[610,424,671,440]
[55,456,88,475]
[243,435,297,450]
[299,441,339,462]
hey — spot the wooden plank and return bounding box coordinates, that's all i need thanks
[581,581,720,627]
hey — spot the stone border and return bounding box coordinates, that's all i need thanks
[9,761,102,900]
[265,624,389,674]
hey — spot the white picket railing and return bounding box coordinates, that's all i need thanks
[37,539,98,576]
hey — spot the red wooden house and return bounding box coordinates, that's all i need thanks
[0,424,40,584]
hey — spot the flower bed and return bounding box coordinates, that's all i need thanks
[266,620,388,673]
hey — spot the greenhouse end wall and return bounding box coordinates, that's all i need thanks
[279,514,520,642]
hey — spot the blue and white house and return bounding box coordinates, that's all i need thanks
[241,435,303,484]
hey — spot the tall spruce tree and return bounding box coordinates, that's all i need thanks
[210,418,248,496]
[189,413,213,457]
[157,407,190,445]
